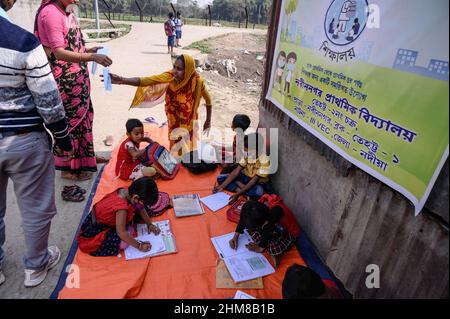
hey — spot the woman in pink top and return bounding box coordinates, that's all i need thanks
[34,0,112,181]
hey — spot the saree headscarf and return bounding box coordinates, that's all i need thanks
[130,54,205,115]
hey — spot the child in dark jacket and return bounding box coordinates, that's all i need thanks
[229,199,300,266]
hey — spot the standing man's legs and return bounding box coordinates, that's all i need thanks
[1,132,61,286]
[0,172,8,282]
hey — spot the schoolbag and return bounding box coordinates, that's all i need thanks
[226,199,246,223]
[140,142,180,180]
[164,20,173,36]
[181,150,218,174]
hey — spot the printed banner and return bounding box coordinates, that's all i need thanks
[266,0,449,215]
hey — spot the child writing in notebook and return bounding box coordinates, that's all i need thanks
[229,199,299,266]
[116,119,157,181]
[220,114,251,174]
[77,177,161,256]
[213,132,270,203]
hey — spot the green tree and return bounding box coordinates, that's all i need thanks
[285,0,298,38]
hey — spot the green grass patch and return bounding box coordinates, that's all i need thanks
[185,40,213,54]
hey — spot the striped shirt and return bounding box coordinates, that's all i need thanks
[0,14,71,150]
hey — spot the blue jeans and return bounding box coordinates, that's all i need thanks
[217,172,264,199]
[167,35,175,47]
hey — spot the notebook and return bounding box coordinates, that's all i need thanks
[136,220,177,256]
[173,194,205,217]
[200,192,231,212]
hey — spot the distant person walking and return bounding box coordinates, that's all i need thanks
[1,0,73,287]
[174,11,183,48]
[164,12,176,55]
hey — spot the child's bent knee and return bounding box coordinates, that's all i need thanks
[142,167,157,177]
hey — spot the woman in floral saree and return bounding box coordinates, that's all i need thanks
[109,54,212,150]
[35,0,113,181]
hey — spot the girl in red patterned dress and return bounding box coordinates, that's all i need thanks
[78,177,161,257]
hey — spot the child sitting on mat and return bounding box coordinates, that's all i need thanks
[116,119,157,181]
[228,200,297,267]
[220,114,251,174]
[78,177,161,257]
[213,132,271,203]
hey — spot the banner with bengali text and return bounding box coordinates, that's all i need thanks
[266,0,449,214]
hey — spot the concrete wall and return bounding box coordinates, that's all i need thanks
[8,0,41,32]
[259,0,449,298]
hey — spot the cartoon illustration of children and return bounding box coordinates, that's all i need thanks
[331,0,357,40]
[346,18,360,41]
[284,52,297,98]
[274,51,287,92]
[328,18,335,34]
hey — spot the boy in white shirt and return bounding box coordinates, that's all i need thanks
[175,12,183,48]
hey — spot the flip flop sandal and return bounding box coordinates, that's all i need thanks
[144,117,159,125]
[63,185,86,195]
[61,188,85,202]
[95,155,109,164]
[103,135,114,147]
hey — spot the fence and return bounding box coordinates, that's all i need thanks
[80,1,269,30]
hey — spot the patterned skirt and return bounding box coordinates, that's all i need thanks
[79,212,121,257]
[249,228,295,256]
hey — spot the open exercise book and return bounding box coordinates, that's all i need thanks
[211,232,275,283]
[173,194,205,217]
[200,192,230,212]
[124,220,177,260]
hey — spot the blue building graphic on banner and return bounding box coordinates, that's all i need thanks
[393,49,449,81]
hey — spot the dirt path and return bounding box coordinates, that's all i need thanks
[90,21,266,152]
[0,21,266,299]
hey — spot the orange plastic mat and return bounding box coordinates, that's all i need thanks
[57,125,306,299]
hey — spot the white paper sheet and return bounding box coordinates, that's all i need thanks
[124,232,166,260]
[234,290,256,299]
[223,251,275,283]
[103,67,112,92]
[200,192,231,212]
[197,141,218,163]
[211,231,253,259]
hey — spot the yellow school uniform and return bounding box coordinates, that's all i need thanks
[239,154,271,183]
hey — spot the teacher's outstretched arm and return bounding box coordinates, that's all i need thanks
[108,73,141,86]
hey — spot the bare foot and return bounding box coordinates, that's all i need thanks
[61,172,92,181]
